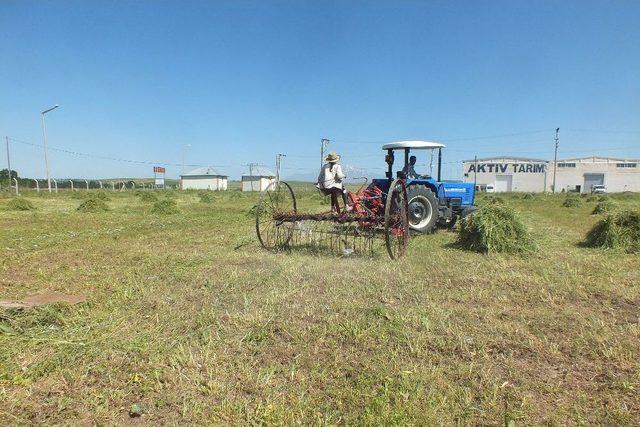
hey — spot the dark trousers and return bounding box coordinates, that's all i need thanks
[321,187,348,213]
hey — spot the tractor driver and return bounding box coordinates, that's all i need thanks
[402,156,420,179]
[317,152,350,213]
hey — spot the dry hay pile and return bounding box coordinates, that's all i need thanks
[456,204,535,254]
[592,199,617,215]
[151,199,179,214]
[6,197,36,211]
[198,192,216,203]
[562,195,582,207]
[584,209,640,253]
[137,192,158,203]
[77,198,109,213]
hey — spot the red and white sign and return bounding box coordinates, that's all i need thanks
[153,166,166,173]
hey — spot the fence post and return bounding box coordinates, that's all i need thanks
[99,181,103,189]
[84,179,89,191]
[13,178,18,195]
[53,178,58,193]
[33,179,40,192]
[70,180,74,191]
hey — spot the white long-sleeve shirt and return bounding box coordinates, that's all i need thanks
[317,163,345,189]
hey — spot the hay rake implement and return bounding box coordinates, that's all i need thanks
[255,179,410,259]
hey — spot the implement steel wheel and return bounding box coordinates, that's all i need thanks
[384,178,410,259]
[255,181,297,250]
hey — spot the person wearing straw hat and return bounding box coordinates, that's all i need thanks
[317,152,350,213]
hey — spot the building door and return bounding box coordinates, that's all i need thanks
[495,175,513,192]
[583,174,604,193]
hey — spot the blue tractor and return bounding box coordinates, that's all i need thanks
[371,141,476,233]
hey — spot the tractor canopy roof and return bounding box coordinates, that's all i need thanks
[382,140,445,150]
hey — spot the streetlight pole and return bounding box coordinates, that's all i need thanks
[5,136,11,189]
[552,128,559,193]
[41,104,59,193]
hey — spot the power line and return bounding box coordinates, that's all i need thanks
[333,129,554,145]
[564,128,640,134]
[7,137,220,168]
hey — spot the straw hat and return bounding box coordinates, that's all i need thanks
[325,152,340,162]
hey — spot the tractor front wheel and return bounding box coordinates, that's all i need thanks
[406,185,438,234]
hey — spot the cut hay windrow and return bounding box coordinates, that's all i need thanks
[93,191,111,201]
[562,195,582,207]
[478,195,505,206]
[6,197,36,211]
[77,198,109,213]
[584,209,640,253]
[592,199,616,215]
[456,204,535,254]
[137,192,158,203]
[151,199,179,214]
[198,192,215,203]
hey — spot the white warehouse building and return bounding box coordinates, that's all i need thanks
[462,157,549,192]
[462,156,640,193]
[242,166,276,192]
[550,157,640,193]
[180,167,228,191]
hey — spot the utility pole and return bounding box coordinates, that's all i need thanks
[245,162,259,191]
[552,128,560,193]
[473,155,478,189]
[320,138,330,168]
[5,137,11,189]
[41,104,59,193]
[275,153,286,183]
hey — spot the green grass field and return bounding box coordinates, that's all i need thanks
[1,188,638,424]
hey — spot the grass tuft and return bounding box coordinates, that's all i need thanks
[584,209,640,253]
[6,197,36,211]
[77,198,109,213]
[151,199,179,214]
[456,204,535,253]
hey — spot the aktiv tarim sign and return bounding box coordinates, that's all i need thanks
[467,163,547,174]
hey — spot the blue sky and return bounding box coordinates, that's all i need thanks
[1,0,639,181]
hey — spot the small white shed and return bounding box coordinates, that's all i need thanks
[181,167,228,191]
[242,166,276,192]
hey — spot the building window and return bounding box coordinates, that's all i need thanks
[557,162,576,168]
[616,163,637,168]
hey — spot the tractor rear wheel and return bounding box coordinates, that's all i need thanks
[406,185,438,234]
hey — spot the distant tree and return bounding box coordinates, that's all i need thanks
[0,169,18,180]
